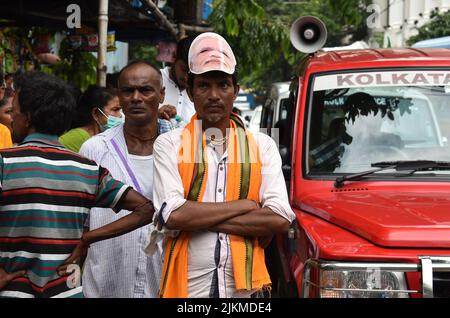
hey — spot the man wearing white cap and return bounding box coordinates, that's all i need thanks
[151,32,295,298]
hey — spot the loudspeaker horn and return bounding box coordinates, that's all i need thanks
[290,16,327,54]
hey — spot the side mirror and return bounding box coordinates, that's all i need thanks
[245,115,251,122]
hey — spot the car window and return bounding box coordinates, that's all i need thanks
[251,107,262,126]
[307,69,450,174]
[261,98,275,129]
[279,98,289,120]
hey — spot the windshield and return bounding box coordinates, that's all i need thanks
[307,69,450,174]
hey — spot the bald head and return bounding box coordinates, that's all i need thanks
[118,61,163,88]
[118,61,165,126]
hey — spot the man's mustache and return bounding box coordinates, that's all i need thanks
[205,103,224,109]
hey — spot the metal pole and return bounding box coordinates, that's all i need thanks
[97,0,108,87]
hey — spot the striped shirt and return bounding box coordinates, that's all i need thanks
[0,133,131,298]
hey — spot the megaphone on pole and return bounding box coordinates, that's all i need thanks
[290,16,327,54]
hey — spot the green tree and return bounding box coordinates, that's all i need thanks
[208,0,371,93]
[0,27,48,74]
[0,27,97,91]
[208,0,292,91]
[128,41,159,64]
[406,9,450,46]
[41,37,97,92]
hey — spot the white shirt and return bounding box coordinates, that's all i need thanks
[128,154,153,200]
[160,66,196,124]
[152,128,295,298]
[79,124,162,298]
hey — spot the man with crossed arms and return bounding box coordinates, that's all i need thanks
[151,32,295,298]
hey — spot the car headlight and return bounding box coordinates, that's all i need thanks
[319,268,409,298]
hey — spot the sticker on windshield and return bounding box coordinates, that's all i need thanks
[313,71,450,91]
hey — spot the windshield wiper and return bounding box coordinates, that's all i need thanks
[334,160,450,188]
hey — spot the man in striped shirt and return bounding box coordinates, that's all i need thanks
[0,72,156,298]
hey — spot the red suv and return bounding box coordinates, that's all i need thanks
[270,16,450,298]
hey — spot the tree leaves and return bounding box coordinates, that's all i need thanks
[42,37,97,91]
[406,9,450,46]
[208,0,372,93]
[209,0,292,91]
[343,92,413,124]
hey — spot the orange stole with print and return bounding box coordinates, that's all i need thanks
[159,114,271,298]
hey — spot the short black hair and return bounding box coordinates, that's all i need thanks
[14,71,76,135]
[71,85,117,129]
[187,71,238,95]
[118,59,161,83]
[176,36,195,65]
[106,73,120,89]
[68,83,82,103]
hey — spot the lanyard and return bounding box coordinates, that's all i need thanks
[110,138,143,194]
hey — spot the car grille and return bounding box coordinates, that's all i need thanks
[420,256,450,298]
[433,272,450,298]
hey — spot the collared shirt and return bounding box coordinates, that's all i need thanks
[79,120,171,298]
[152,128,295,298]
[0,133,130,298]
[160,66,196,124]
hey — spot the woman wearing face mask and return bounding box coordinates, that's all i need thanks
[59,85,123,152]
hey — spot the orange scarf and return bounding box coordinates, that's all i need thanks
[159,114,271,297]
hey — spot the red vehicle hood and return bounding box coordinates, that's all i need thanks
[300,187,450,248]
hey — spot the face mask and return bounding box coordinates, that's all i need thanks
[98,108,124,132]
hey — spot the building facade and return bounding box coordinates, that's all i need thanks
[370,0,450,47]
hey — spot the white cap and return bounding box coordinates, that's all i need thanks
[188,32,236,75]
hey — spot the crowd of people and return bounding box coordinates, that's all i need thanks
[0,32,294,298]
